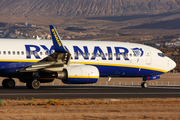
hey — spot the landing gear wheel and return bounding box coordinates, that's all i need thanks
[2,79,8,88]
[2,79,15,89]
[141,82,148,88]
[26,80,40,89]
[7,79,15,88]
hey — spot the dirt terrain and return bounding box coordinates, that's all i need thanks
[1,0,180,17]
[0,98,179,120]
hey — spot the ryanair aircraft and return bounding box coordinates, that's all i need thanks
[0,25,176,89]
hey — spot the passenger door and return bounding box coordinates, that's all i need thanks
[145,49,151,65]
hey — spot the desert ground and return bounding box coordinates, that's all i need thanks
[0,98,179,120]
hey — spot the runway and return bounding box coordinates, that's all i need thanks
[0,85,180,99]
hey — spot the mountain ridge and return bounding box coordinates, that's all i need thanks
[0,0,180,17]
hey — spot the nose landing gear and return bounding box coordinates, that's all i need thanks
[141,77,148,88]
[141,82,148,88]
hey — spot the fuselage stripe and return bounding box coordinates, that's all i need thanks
[68,76,99,78]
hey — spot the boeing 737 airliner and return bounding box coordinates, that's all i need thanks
[0,25,176,89]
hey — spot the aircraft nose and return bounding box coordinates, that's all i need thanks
[168,58,176,71]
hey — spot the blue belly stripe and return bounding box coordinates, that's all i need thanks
[0,61,165,78]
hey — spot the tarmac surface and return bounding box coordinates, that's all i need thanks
[0,85,180,99]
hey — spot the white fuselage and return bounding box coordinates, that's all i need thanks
[0,39,176,77]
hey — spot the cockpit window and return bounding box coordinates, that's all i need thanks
[158,53,165,57]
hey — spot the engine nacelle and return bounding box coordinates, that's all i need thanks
[57,65,99,84]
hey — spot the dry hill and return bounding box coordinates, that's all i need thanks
[1,0,180,17]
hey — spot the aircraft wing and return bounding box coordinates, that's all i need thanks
[19,25,71,73]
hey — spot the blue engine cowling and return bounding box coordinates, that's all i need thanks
[59,65,99,84]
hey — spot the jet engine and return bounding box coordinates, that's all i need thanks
[56,65,99,84]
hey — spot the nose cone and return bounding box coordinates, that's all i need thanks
[169,58,176,71]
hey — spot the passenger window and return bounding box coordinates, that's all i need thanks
[35,51,38,56]
[40,52,42,55]
[0,51,1,55]
[8,51,11,55]
[17,51,20,55]
[45,51,48,55]
[92,53,94,56]
[101,53,104,57]
[123,53,128,57]
[130,53,132,57]
[21,51,24,55]
[109,53,112,57]
[13,51,15,55]
[3,51,6,55]
[26,51,29,56]
[78,52,81,56]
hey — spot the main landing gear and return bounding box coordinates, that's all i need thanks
[2,78,41,89]
[26,79,40,89]
[2,78,15,89]
[141,77,148,88]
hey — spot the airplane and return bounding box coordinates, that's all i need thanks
[0,25,176,89]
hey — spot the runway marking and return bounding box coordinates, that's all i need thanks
[0,92,180,96]
[44,85,180,90]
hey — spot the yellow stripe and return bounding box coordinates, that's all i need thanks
[37,78,54,80]
[68,76,99,79]
[0,59,39,62]
[70,61,167,73]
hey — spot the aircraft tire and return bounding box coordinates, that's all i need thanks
[141,82,148,88]
[2,79,8,88]
[26,80,40,89]
[2,79,15,89]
